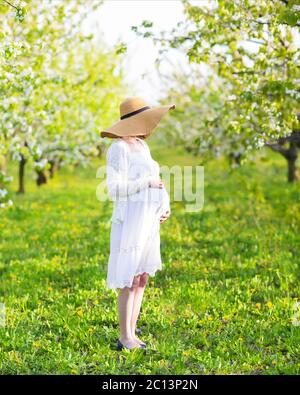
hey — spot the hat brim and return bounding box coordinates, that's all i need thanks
[100,104,175,138]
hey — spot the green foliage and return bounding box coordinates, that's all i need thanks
[115,42,127,55]
[0,0,126,205]
[134,0,300,159]
[0,146,299,374]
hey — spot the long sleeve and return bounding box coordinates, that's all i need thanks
[106,141,152,200]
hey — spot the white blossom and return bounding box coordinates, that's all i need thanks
[34,158,48,170]
[0,189,8,198]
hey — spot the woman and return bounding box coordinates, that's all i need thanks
[101,97,175,350]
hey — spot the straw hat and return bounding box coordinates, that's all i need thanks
[100,97,175,138]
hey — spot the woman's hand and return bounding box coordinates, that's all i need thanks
[149,177,164,189]
[160,210,170,224]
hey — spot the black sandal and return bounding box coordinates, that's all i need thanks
[117,339,145,350]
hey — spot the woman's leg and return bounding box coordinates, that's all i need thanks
[118,275,141,348]
[131,272,148,345]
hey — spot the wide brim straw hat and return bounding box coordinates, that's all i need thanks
[100,97,175,138]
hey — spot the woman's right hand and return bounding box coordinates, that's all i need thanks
[148,176,164,189]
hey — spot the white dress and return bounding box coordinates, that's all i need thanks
[106,138,170,289]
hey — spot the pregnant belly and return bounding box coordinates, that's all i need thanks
[148,187,170,216]
[131,186,169,207]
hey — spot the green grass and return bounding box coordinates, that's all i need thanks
[0,145,299,374]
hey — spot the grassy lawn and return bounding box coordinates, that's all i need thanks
[0,144,299,374]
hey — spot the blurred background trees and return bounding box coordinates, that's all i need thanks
[134,0,300,181]
[0,0,126,205]
[1,0,299,210]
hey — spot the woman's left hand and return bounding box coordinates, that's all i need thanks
[160,210,170,224]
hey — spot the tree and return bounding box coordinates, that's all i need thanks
[0,0,126,205]
[133,0,300,181]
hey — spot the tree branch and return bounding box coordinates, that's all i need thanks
[232,69,265,75]
[44,147,70,154]
[2,0,19,10]
[265,142,289,158]
[250,18,300,27]
[284,131,300,143]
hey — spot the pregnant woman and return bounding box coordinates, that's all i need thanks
[101,97,175,350]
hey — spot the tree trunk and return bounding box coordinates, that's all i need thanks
[18,155,26,194]
[97,144,104,158]
[49,160,56,178]
[0,157,6,189]
[229,151,242,167]
[287,143,298,183]
[0,156,6,173]
[266,138,299,183]
[36,170,47,186]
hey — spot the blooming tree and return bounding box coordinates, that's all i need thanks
[0,0,126,206]
[133,0,300,181]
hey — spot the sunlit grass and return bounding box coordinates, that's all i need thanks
[0,147,299,374]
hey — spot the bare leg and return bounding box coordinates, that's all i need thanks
[118,275,140,349]
[131,272,148,345]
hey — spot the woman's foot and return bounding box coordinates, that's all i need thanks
[118,337,141,350]
[133,335,146,348]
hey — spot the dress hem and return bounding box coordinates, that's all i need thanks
[106,263,162,290]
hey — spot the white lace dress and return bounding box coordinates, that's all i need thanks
[106,138,170,290]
